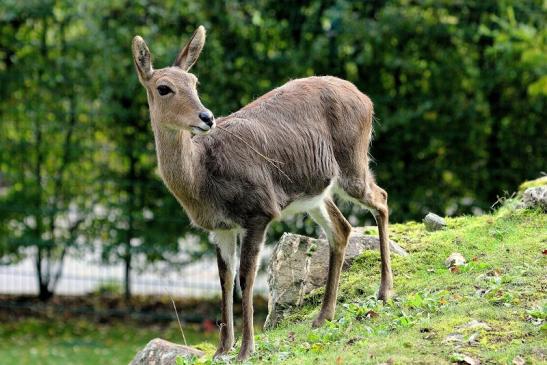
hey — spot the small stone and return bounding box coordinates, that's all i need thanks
[456,320,492,331]
[443,333,464,343]
[512,356,525,365]
[467,332,479,345]
[445,253,466,268]
[423,213,447,231]
[129,338,204,365]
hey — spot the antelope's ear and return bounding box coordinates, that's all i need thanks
[132,35,153,81]
[173,25,206,71]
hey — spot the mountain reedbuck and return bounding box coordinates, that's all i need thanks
[132,26,393,361]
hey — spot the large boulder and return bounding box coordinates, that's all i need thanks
[264,228,408,329]
[518,176,547,193]
[129,338,204,365]
[520,186,547,211]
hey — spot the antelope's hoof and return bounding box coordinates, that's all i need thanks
[236,348,253,362]
[236,342,254,362]
[213,347,231,359]
[377,287,394,302]
[312,311,333,328]
[213,339,234,359]
[312,316,326,328]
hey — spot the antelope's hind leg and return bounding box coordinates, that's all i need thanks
[212,230,237,358]
[363,183,393,301]
[308,198,351,328]
[342,178,393,301]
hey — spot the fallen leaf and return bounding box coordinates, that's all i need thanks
[450,266,461,273]
[336,355,344,365]
[287,331,296,342]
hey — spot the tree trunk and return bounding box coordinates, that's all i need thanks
[38,284,54,301]
[34,16,48,301]
[124,151,137,303]
[124,243,132,302]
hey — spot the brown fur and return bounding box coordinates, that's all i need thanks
[132,26,393,362]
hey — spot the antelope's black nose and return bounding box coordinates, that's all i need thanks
[199,111,214,127]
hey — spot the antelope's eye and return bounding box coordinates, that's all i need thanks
[157,85,173,96]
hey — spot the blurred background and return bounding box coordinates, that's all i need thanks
[0,0,545,364]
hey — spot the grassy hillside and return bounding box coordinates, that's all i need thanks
[191,202,546,364]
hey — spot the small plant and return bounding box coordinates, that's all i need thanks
[342,296,383,321]
[527,303,547,330]
[176,355,197,365]
[92,279,122,296]
[527,303,547,321]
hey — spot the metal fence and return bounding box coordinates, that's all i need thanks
[0,260,268,298]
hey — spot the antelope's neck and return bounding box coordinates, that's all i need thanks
[152,124,202,205]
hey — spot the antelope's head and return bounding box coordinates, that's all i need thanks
[132,26,214,135]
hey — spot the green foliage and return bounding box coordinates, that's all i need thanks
[0,0,545,297]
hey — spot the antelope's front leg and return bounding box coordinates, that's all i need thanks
[212,230,237,358]
[237,221,267,362]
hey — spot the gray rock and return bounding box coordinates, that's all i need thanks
[264,228,408,329]
[443,333,464,343]
[129,338,204,365]
[445,252,466,268]
[521,186,547,211]
[423,213,447,231]
[456,320,492,331]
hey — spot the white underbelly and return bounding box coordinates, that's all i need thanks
[280,182,333,218]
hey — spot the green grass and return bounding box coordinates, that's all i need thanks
[190,206,545,364]
[0,318,217,365]
[2,206,545,364]
[519,176,547,193]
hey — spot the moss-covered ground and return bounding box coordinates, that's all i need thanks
[189,204,546,364]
